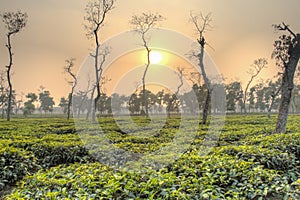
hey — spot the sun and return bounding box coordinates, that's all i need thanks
[149,51,163,64]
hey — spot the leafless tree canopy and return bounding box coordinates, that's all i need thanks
[189,11,213,124]
[130,12,164,34]
[84,0,115,39]
[129,12,164,118]
[1,11,28,35]
[84,0,115,121]
[64,58,77,120]
[190,11,213,47]
[64,58,76,85]
[243,58,268,113]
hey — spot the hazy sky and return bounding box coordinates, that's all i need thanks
[0,0,299,103]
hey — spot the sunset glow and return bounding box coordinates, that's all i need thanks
[150,51,163,64]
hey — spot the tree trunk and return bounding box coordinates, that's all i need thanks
[275,51,300,133]
[202,89,211,124]
[267,86,281,119]
[198,44,212,124]
[87,87,96,120]
[6,34,13,122]
[142,48,151,118]
[67,93,72,120]
[1,108,5,119]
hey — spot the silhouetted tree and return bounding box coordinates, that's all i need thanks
[110,93,126,114]
[64,58,77,120]
[96,93,108,114]
[190,12,213,124]
[248,87,256,112]
[155,90,164,113]
[1,11,28,121]
[23,93,37,116]
[272,23,300,133]
[0,71,7,118]
[59,97,68,114]
[130,12,164,118]
[39,90,55,114]
[165,67,184,117]
[242,58,268,113]
[84,0,115,121]
[254,81,267,112]
[182,87,199,114]
[226,81,243,112]
[73,90,90,117]
[266,78,281,118]
[129,93,141,115]
[15,93,23,116]
[290,82,300,113]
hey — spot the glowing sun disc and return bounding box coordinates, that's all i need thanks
[150,51,163,64]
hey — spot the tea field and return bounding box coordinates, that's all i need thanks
[0,114,300,199]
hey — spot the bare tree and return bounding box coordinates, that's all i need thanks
[130,12,164,118]
[190,12,213,124]
[272,23,300,133]
[64,58,77,120]
[188,71,202,87]
[1,11,28,121]
[242,58,268,113]
[165,67,185,117]
[84,0,115,122]
[0,71,7,118]
[267,83,281,119]
[15,92,24,116]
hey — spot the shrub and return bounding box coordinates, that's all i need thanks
[0,144,40,192]
[6,155,300,200]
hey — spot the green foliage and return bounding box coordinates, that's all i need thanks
[0,145,40,191]
[39,90,55,113]
[1,115,300,199]
[23,93,38,116]
[0,118,91,194]
[6,154,299,199]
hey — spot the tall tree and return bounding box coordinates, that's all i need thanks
[266,78,282,118]
[155,90,164,113]
[190,12,213,124]
[23,93,37,116]
[1,11,28,121]
[84,0,115,121]
[64,58,77,120]
[128,93,141,115]
[15,92,23,116]
[39,90,55,114]
[272,23,300,133]
[248,87,256,112]
[0,71,7,118]
[226,81,243,112]
[165,67,184,117]
[254,81,267,112]
[130,12,164,118]
[59,97,69,114]
[242,58,268,113]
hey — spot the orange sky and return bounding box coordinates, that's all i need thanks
[0,0,300,103]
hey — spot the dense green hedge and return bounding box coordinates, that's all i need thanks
[1,115,300,199]
[0,119,92,195]
[6,154,299,199]
[0,144,40,191]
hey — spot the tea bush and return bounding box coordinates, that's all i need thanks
[6,154,299,199]
[1,115,300,199]
[0,144,40,191]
